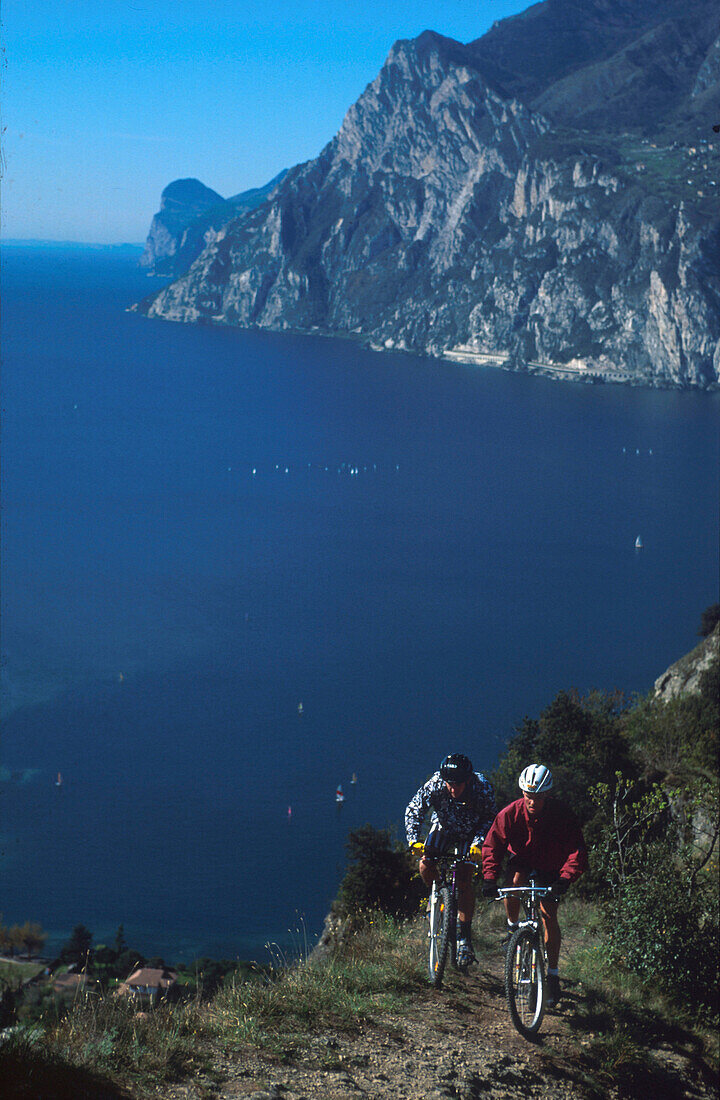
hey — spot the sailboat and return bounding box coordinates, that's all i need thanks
[55,773,63,787]
[335,785,344,803]
[635,536,643,550]
[351,773,358,784]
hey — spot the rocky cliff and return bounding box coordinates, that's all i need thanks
[139,172,287,278]
[136,0,720,389]
[654,623,720,701]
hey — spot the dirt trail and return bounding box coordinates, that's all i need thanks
[165,946,713,1100]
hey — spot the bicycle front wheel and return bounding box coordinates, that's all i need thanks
[428,884,452,987]
[505,927,545,1037]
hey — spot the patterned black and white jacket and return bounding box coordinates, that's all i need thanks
[405,771,497,850]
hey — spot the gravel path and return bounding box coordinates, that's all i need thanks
[162,943,714,1100]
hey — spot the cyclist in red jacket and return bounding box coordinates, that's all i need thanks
[481,764,587,1006]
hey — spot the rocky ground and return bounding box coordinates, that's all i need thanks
[162,935,716,1100]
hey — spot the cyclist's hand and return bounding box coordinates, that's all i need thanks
[410,841,425,854]
[469,845,482,861]
[481,879,498,899]
[546,879,570,903]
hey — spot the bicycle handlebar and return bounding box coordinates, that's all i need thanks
[494,885,550,899]
[412,841,479,864]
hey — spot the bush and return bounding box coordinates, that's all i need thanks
[333,825,423,920]
[59,925,93,968]
[624,667,719,783]
[604,862,719,1008]
[592,775,719,1010]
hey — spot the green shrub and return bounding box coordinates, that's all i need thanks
[604,863,719,1008]
[592,774,719,1009]
[333,824,423,920]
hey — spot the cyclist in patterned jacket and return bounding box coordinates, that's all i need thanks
[406,753,496,968]
[481,763,588,1007]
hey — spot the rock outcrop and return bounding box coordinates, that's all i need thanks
[136,0,720,389]
[139,172,287,278]
[654,623,719,701]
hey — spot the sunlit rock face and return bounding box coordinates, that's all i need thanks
[654,625,719,701]
[137,0,720,389]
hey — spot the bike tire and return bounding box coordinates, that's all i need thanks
[428,885,452,988]
[505,927,546,1038]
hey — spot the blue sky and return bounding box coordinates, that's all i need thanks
[2,1,532,243]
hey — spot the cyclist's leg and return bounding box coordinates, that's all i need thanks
[504,860,529,925]
[456,863,475,924]
[419,855,438,890]
[539,896,561,969]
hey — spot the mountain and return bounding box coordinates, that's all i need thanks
[135,0,720,389]
[139,172,288,277]
[467,0,720,134]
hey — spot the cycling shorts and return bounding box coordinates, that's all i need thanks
[505,860,557,889]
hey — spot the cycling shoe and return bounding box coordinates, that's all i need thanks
[456,938,476,969]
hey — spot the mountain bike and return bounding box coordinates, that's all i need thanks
[495,880,550,1038]
[422,842,477,989]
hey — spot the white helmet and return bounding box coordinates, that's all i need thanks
[519,764,553,794]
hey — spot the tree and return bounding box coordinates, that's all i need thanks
[490,687,635,875]
[60,924,93,968]
[334,824,423,920]
[114,925,127,955]
[115,948,146,979]
[9,926,26,957]
[19,922,46,958]
[93,944,117,971]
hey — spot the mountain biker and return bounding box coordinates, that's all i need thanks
[406,753,496,968]
[481,764,587,1007]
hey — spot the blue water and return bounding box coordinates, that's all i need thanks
[1,244,718,961]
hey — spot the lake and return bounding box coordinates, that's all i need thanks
[1,244,718,961]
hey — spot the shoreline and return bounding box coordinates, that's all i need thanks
[131,307,720,393]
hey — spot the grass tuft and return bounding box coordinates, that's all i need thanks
[210,913,424,1049]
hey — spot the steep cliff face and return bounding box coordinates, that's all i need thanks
[139,172,288,278]
[136,1,720,389]
[139,179,225,275]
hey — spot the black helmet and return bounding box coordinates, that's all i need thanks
[440,753,473,783]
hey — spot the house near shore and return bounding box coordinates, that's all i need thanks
[117,966,178,1004]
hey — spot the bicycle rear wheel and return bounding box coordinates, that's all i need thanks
[428,884,452,988]
[505,927,545,1037]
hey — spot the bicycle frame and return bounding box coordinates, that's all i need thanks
[434,849,475,899]
[426,846,476,987]
[496,883,548,928]
[495,882,550,1038]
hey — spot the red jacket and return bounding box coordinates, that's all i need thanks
[482,797,588,882]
